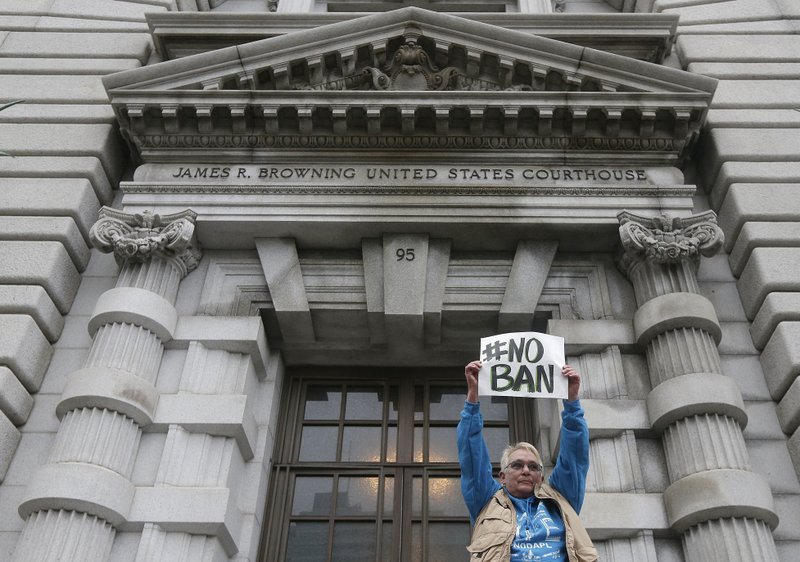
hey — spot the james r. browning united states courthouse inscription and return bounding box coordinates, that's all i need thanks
[134,164,683,188]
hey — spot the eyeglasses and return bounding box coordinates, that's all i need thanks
[504,461,542,473]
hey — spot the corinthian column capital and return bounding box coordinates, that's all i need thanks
[617,210,724,275]
[89,206,202,277]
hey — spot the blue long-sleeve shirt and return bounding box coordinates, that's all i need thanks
[457,399,590,561]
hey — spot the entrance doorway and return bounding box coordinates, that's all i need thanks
[259,368,518,561]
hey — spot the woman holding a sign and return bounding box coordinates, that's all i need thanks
[457,359,597,562]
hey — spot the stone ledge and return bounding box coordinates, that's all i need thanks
[761,322,800,402]
[581,493,668,539]
[89,287,177,342]
[169,316,270,380]
[582,399,651,438]
[664,469,778,532]
[547,319,636,354]
[18,462,135,527]
[633,292,720,346]
[151,394,257,461]
[125,486,241,556]
[647,373,746,434]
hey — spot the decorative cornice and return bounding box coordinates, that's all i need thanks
[89,207,202,277]
[146,12,678,64]
[617,210,724,273]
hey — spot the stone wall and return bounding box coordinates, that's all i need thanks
[651,0,800,557]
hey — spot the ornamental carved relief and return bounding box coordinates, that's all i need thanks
[89,206,202,276]
[295,35,526,92]
[617,210,724,273]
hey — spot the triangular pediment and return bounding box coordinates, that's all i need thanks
[105,7,716,164]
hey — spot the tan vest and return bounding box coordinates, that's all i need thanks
[467,486,598,562]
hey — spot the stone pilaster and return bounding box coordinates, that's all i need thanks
[13,208,200,562]
[617,211,779,562]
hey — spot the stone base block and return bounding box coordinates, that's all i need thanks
[0,314,53,393]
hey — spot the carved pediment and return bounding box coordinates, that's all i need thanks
[104,7,716,165]
[297,33,531,92]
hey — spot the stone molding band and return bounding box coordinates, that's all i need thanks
[664,469,779,533]
[88,287,178,342]
[633,292,721,346]
[18,462,135,526]
[646,373,747,434]
[56,367,159,426]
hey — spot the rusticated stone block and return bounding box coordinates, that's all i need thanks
[761,322,800,402]
[0,216,90,273]
[0,410,21,482]
[751,293,800,350]
[730,222,800,278]
[777,377,800,437]
[0,31,151,63]
[718,184,800,252]
[678,35,800,64]
[0,241,81,314]
[0,366,33,426]
[0,156,112,205]
[700,129,800,192]
[0,314,53,393]
[0,124,125,182]
[0,178,99,240]
[738,248,800,320]
[0,285,64,342]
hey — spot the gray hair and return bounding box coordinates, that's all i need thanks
[500,442,543,471]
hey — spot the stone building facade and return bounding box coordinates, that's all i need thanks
[1,1,800,561]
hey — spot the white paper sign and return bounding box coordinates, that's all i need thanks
[478,331,568,399]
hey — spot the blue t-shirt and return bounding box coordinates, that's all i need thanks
[507,493,566,561]
[456,400,589,561]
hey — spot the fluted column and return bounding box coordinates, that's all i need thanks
[617,211,779,562]
[13,208,201,562]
